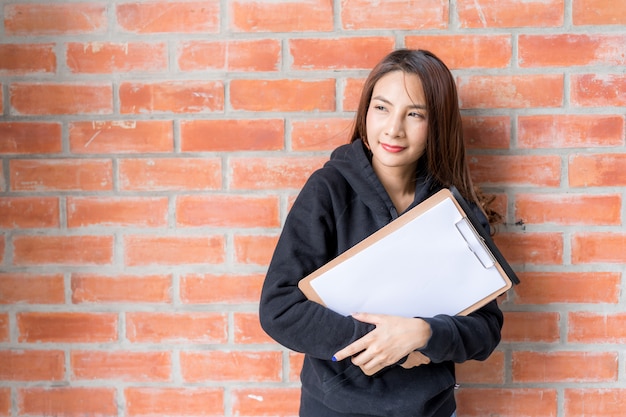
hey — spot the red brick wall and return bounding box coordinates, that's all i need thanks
[1,1,625,416]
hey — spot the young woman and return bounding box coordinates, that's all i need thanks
[259,49,503,417]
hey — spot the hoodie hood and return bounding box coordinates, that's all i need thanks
[325,139,435,220]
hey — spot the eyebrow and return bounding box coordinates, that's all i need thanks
[371,95,427,110]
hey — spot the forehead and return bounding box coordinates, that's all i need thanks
[371,70,425,104]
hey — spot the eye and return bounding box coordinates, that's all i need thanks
[373,104,386,111]
[408,111,425,119]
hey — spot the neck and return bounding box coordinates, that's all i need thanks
[373,163,417,213]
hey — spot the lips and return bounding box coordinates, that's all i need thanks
[380,143,406,153]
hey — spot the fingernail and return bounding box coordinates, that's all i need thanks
[332,356,337,362]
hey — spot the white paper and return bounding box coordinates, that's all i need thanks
[309,197,507,318]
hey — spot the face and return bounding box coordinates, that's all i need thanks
[365,70,428,178]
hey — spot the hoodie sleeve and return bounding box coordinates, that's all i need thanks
[417,204,504,363]
[259,171,375,359]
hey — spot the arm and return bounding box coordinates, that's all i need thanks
[332,292,502,374]
[259,173,375,359]
[333,202,503,372]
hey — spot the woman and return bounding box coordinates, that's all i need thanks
[259,49,503,417]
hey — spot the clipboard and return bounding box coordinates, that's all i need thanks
[298,187,519,318]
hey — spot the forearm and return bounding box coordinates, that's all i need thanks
[259,287,374,359]
[418,299,503,363]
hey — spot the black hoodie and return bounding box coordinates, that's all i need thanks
[259,139,503,417]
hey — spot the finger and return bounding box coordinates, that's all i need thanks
[351,312,384,325]
[332,336,370,362]
[400,352,431,369]
[360,361,385,376]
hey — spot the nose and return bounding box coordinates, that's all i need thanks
[385,114,405,138]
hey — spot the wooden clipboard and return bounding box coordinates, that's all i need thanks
[298,188,519,318]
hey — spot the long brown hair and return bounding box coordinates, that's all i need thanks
[350,49,500,225]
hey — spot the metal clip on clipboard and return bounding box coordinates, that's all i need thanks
[455,217,495,269]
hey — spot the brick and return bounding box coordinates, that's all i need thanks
[513,351,617,383]
[572,233,626,264]
[456,388,557,417]
[10,159,112,192]
[571,74,626,107]
[10,83,113,115]
[573,0,626,25]
[70,120,173,154]
[0,235,4,264]
[4,3,107,35]
[0,197,59,228]
[126,312,227,344]
[458,75,563,108]
[67,197,168,227]
[71,274,172,304]
[234,313,274,344]
[181,351,281,382]
[231,0,333,32]
[180,119,284,152]
[230,156,326,190]
[0,388,8,416]
[120,81,224,114]
[116,1,220,34]
[0,44,56,74]
[124,235,225,266]
[501,312,560,343]
[71,350,171,381]
[290,37,394,70]
[342,0,447,30]
[518,115,624,148]
[0,350,64,381]
[457,0,564,28]
[343,77,366,112]
[456,351,505,384]
[13,235,114,266]
[67,42,167,73]
[406,35,511,69]
[119,158,221,191]
[18,312,117,343]
[178,39,281,72]
[514,272,620,304]
[569,312,626,343]
[234,235,278,266]
[18,387,116,417]
[515,193,621,225]
[232,388,300,417]
[176,195,279,228]
[468,155,561,187]
[0,122,62,154]
[569,154,626,187]
[462,116,511,149]
[493,232,563,265]
[230,79,335,112]
[289,352,304,382]
[0,314,8,342]
[292,118,353,151]
[180,274,264,304]
[519,34,626,67]
[125,387,224,417]
[566,389,626,416]
[0,273,65,304]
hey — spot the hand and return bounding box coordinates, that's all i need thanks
[401,351,431,369]
[332,313,432,376]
